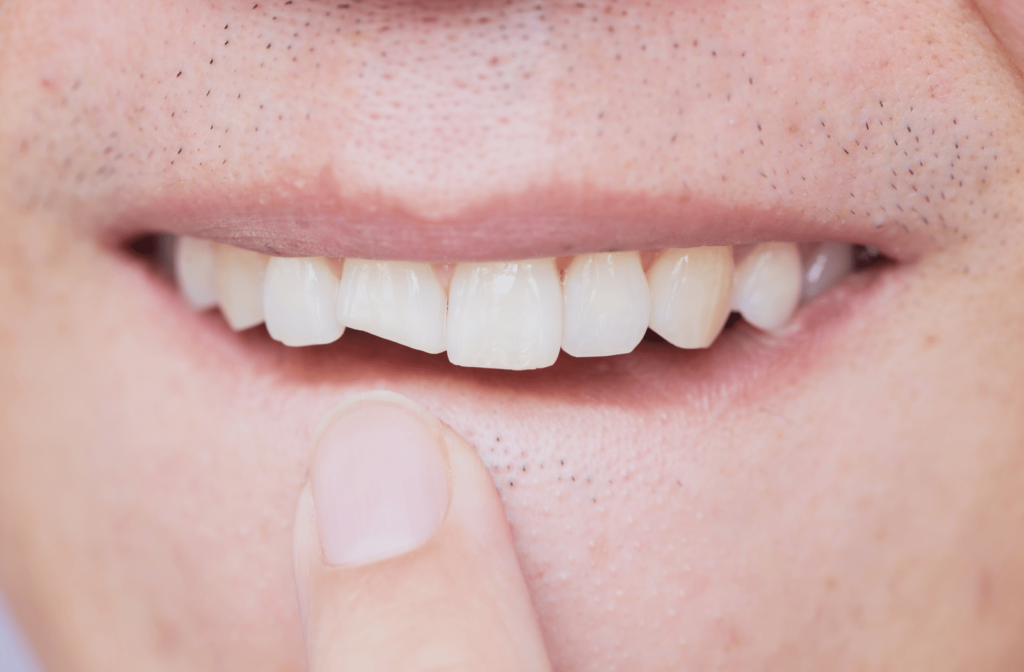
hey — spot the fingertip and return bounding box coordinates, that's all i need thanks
[293,391,551,672]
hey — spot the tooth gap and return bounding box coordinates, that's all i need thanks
[723,311,743,330]
[641,328,668,344]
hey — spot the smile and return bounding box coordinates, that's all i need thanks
[170,236,873,370]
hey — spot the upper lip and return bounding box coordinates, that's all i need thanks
[107,180,928,262]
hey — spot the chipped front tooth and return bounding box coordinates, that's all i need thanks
[264,257,345,346]
[174,236,218,310]
[562,252,650,357]
[215,245,269,331]
[336,260,447,354]
[733,242,802,332]
[647,247,734,349]
[447,258,562,370]
[801,241,853,302]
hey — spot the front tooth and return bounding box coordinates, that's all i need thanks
[447,258,563,370]
[215,245,269,331]
[336,260,447,354]
[647,246,734,349]
[561,252,650,357]
[801,242,853,302]
[732,242,802,332]
[174,236,219,310]
[264,257,345,347]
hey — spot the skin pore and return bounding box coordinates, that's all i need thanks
[2,0,1024,669]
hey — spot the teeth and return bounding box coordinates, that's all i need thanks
[732,242,802,332]
[174,236,219,310]
[647,247,734,349]
[215,245,269,331]
[264,257,345,347]
[801,242,853,302]
[336,260,447,354]
[175,237,856,365]
[562,252,650,358]
[446,259,563,370]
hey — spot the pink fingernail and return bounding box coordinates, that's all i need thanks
[311,392,450,566]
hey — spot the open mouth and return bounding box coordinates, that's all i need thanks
[122,210,894,412]
[159,235,883,370]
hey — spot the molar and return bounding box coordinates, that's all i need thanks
[264,257,345,347]
[336,260,447,354]
[647,246,734,349]
[215,245,269,331]
[174,236,218,310]
[732,242,802,332]
[801,242,853,302]
[446,259,563,370]
[561,252,650,358]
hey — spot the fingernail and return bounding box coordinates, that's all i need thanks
[311,391,450,566]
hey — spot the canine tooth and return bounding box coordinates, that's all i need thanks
[174,236,218,309]
[732,242,802,332]
[562,252,650,357]
[647,247,734,349]
[215,245,269,331]
[336,260,447,354]
[264,257,345,347]
[447,259,562,370]
[801,242,853,301]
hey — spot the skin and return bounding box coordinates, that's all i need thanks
[2,0,1024,669]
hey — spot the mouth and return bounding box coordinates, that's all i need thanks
[157,233,884,370]
[119,186,897,412]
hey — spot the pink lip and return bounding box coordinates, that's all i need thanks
[106,177,929,263]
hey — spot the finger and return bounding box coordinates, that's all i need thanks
[293,390,552,672]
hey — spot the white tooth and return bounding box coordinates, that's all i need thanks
[264,257,345,347]
[561,252,650,357]
[336,260,447,354]
[801,242,853,302]
[732,242,802,332]
[215,245,269,331]
[647,246,734,349]
[174,236,218,310]
[447,258,563,370]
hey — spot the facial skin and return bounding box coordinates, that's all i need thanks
[2,0,1024,669]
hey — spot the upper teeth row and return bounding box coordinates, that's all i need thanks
[174,237,853,370]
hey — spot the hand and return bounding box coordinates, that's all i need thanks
[293,391,552,672]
